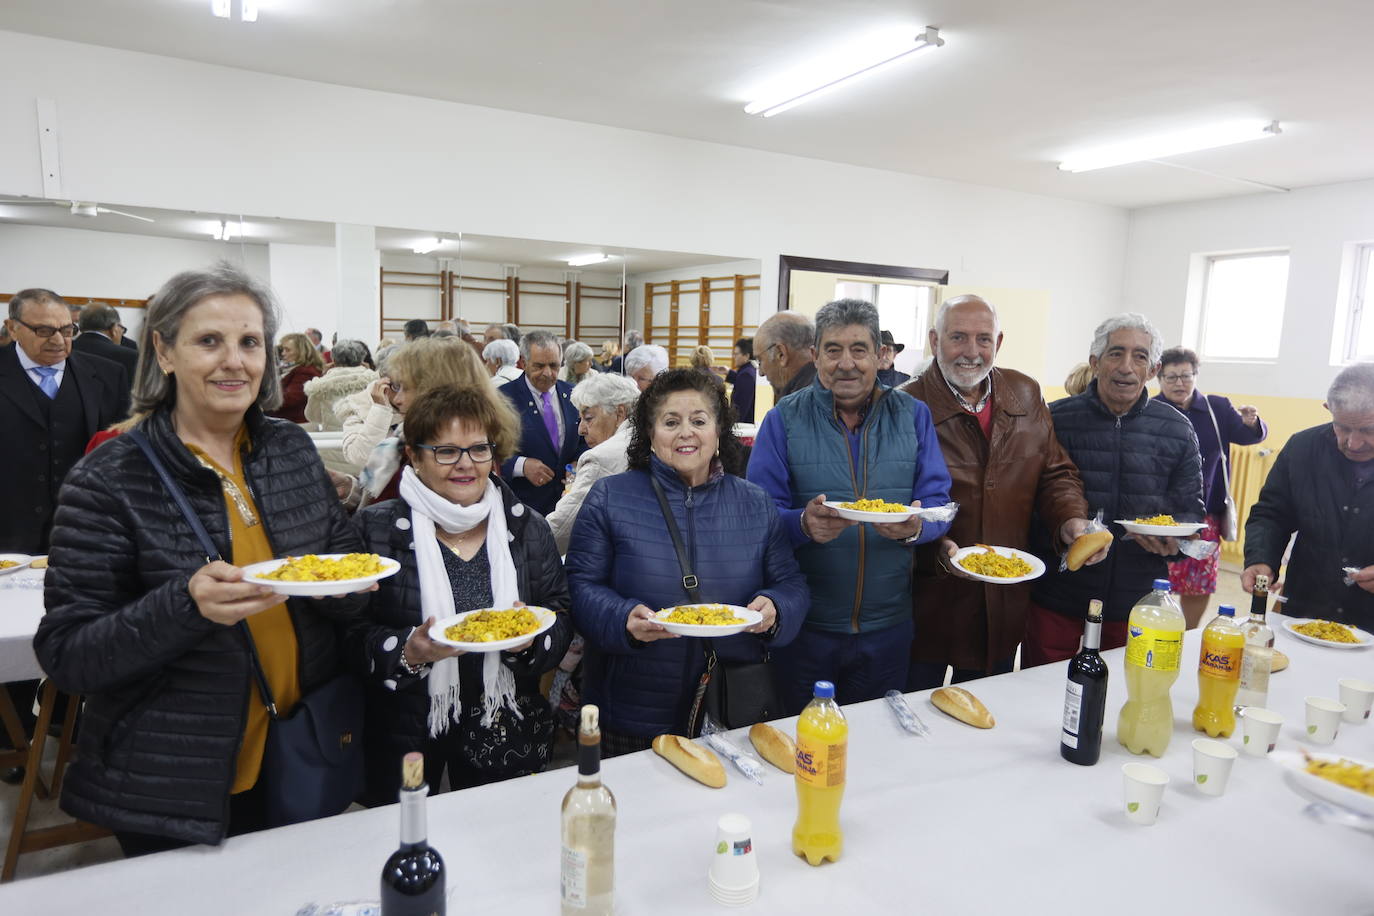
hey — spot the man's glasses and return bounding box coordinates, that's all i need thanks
[412,442,494,465]
[12,319,77,339]
[1161,373,1195,384]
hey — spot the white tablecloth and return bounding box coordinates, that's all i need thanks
[1,618,1370,914]
[0,568,44,682]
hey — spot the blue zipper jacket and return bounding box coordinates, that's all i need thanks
[565,456,809,737]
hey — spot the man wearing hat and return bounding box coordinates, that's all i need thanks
[877,330,911,388]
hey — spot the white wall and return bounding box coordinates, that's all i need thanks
[0,30,1129,384]
[267,242,340,338]
[0,222,268,342]
[1122,178,1374,400]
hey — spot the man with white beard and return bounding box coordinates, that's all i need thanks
[900,295,1102,689]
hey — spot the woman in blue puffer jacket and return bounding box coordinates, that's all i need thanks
[566,369,809,754]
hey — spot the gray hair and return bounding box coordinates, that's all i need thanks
[374,344,397,376]
[132,262,283,416]
[564,341,594,365]
[8,288,66,321]
[624,329,644,350]
[331,338,370,368]
[757,311,815,353]
[814,298,881,352]
[624,344,669,377]
[1090,312,1164,367]
[483,338,519,367]
[78,303,121,333]
[571,372,640,412]
[503,322,521,343]
[519,329,560,363]
[934,294,1000,337]
[1328,363,1374,414]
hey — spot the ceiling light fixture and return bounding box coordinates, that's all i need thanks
[413,238,442,255]
[240,1,258,22]
[211,0,231,18]
[210,220,239,241]
[567,253,611,267]
[744,26,944,118]
[1057,120,1282,173]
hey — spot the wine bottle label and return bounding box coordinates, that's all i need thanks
[1199,638,1242,681]
[795,736,846,788]
[1125,625,1182,671]
[561,846,588,908]
[1239,647,1272,695]
[1061,681,1083,747]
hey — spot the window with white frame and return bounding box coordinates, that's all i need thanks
[1198,252,1290,360]
[833,279,933,376]
[1344,243,1374,361]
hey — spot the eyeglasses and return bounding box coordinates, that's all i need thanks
[12,319,77,339]
[1161,373,1195,384]
[386,380,405,395]
[412,442,494,465]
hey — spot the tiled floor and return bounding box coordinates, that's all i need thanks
[0,562,1253,883]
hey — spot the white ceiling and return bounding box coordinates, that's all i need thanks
[0,197,746,273]
[1,0,1371,209]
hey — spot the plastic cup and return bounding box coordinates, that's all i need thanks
[1240,707,1283,757]
[1304,696,1346,745]
[1191,738,1238,797]
[708,813,758,906]
[1121,763,1169,826]
[1337,678,1374,724]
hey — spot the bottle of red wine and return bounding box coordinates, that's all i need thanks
[1060,599,1109,766]
[381,752,445,916]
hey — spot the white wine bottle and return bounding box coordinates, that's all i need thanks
[561,705,616,915]
[1235,574,1275,710]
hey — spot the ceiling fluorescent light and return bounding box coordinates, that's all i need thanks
[745,26,944,118]
[567,253,611,267]
[1058,121,1282,173]
[211,0,231,18]
[240,1,258,22]
[210,220,239,241]
[413,238,442,255]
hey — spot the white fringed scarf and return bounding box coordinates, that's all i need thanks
[399,467,521,735]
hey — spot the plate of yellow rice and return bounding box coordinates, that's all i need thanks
[952,545,1046,585]
[653,603,763,637]
[1274,750,1374,817]
[1278,616,1373,650]
[823,498,918,523]
[243,553,400,596]
[429,606,558,652]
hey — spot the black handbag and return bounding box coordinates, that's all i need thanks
[128,430,365,828]
[648,477,781,736]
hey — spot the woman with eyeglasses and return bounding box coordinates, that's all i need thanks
[1154,346,1268,626]
[349,384,572,802]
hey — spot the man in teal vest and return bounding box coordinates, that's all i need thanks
[749,298,952,712]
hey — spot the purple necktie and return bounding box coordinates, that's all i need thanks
[541,389,560,449]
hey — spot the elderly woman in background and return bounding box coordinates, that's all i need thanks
[547,373,640,553]
[35,264,368,853]
[304,339,378,431]
[689,345,718,373]
[562,341,598,386]
[1154,346,1268,626]
[623,343,669,391]
[350,385,571,801]
[270,332,324,423]
[565,369,809,753]
[596,339,619,372]
[482,338,523,385]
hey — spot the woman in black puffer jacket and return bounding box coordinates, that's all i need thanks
[348,384,572,805]
[35,264,368,853]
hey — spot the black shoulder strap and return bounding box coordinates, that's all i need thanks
[127,428,280,718]
[649,475,700,602]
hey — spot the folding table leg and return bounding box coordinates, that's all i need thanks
[2,681,55,882]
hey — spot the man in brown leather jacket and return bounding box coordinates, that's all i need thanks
[902,295,1105,689]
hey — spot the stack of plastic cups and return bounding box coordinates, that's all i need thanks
[708,813,759,907]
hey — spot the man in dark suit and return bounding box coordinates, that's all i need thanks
[498,329,586,516]
[2,289,131,554]
[72,304,140,378]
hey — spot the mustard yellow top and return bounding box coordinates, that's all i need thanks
[187,427,301,794]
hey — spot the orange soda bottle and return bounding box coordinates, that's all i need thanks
[793,680,847,866]
[1192,605,1244,737]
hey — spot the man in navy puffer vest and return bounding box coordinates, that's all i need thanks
[749,299,952,712]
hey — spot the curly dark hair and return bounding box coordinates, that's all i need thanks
[626,368,743,475]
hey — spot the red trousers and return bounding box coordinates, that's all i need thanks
[1022,601,1128,667]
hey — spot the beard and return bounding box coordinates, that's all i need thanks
[937,352,993,393]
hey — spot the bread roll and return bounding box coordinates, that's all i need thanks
[749,723,795,773]
[29,556,48,569]
[1270,649,1289,673]
[651,734,726,788]
[931,686,995,728]
[1066,530,1113,571]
